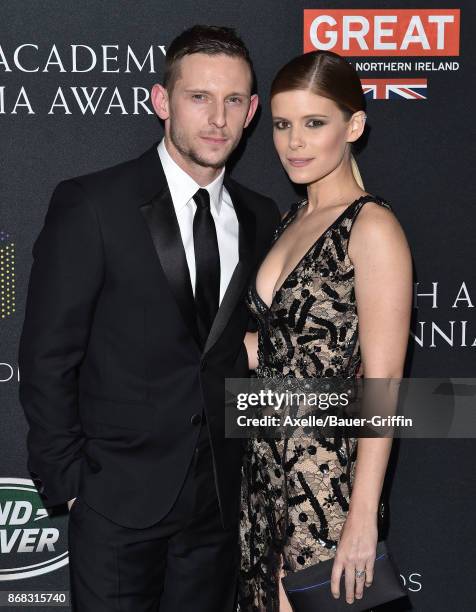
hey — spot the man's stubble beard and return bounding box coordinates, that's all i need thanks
[169,121,237,170]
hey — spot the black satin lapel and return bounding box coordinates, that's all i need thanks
[203,180,256,355]
[140,186,200,347]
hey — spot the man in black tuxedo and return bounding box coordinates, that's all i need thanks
[18,25,280,611]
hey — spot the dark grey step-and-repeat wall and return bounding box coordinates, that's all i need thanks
[1,1,475,610]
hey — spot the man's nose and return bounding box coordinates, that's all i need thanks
[209,102,226,128]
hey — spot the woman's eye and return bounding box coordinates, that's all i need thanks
[273,120,289,130]
[307,119,325,128]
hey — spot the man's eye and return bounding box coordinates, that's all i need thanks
[273,121,289,130]
[227,97,243,104]
[192,94,206,101]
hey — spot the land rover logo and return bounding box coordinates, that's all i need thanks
[0,478,68,580]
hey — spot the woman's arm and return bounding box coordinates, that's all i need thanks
[349,202,412,512]
[330,202,412,603]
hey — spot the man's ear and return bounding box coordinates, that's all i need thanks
[244,94,259,129]
[151,84,170,120]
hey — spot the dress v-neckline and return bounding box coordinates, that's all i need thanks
[253,194,375,311]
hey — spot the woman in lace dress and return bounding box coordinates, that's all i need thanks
[238,50,412,611]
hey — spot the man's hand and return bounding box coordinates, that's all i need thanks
[67,497,77,511]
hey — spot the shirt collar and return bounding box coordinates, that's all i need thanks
[157,138,225,215]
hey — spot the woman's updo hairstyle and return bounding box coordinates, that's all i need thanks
[271,50,367,188]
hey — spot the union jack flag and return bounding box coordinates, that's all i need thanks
[361,78,428,100]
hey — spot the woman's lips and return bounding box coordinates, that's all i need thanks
[287,158,314,167]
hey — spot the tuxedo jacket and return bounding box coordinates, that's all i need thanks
[18,142,280,528]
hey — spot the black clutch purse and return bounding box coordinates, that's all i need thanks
[281,539,406,612]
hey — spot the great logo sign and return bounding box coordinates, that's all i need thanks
[304,9,461,101]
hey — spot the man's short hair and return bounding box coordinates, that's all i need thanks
[164,25,255,94]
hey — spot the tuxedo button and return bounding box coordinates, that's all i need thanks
[200,360,207,372]
[190,413,202,426]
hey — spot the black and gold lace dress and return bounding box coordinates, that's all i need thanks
[238,194,392,611]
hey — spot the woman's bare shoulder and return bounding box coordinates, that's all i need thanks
[349,199,409,259]
[353,198,400,234]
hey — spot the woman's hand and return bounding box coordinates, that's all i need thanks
[330,508,378,604]
[243,331,258,370]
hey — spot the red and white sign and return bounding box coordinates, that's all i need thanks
[304,9,460,56]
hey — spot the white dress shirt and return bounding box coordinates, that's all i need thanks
[157,139,239,304]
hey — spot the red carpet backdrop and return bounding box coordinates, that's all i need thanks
[1,1,475,609]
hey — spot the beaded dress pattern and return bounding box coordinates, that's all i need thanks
[238,195,392,611]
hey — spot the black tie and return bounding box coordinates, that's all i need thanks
[193,188,220,347]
